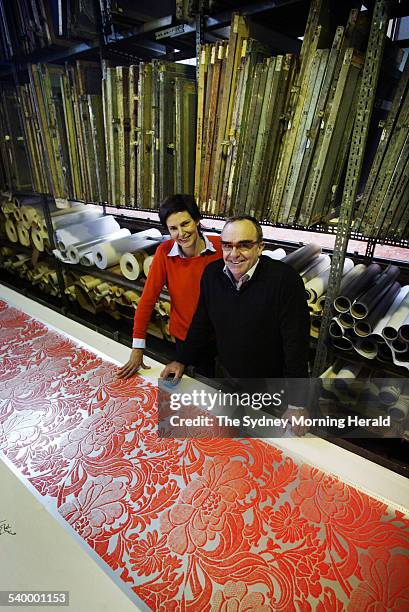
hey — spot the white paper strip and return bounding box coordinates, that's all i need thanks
[51,207,103,230]
[262,248,287,261]
[55,216,121,251]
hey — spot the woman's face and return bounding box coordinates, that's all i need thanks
[166,211,200,251]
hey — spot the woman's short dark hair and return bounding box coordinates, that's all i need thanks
[159,194,201,227]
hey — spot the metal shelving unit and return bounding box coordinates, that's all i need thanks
[0,0,408,474]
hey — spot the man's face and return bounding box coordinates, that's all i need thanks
[221,220,264,281]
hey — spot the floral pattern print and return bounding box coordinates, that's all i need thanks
[0,298,408,611]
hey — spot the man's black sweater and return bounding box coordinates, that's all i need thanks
[179,255,310,378]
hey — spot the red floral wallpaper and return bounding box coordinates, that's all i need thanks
[0,298,408,611]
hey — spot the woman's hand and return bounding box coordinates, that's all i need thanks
[117,348,151,379]
[160,361,185,383]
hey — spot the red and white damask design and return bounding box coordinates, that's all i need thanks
[0,298,408,611]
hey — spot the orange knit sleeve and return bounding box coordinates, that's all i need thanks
[132,246,167,340]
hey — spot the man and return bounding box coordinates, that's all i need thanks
[161,215,310,383]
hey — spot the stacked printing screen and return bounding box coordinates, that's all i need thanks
[0,0,98,60]
[194,5,371,225]
[13,60,196,207]
[354,54,409,241]
[102,61,196,208]
[0,0,406,241]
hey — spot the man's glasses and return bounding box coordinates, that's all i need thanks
[221,240,260,253]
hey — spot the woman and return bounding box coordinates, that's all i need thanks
[118,194,222,379]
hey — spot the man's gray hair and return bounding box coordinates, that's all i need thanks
[223,215,263,243]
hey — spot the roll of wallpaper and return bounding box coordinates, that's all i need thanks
[51,206,103,230]
[398,311,409,343]
[310,317,321,338]
[122,290,140,306]
[9,254,30,271]
[332,335,353,351]
[329,319,344,339]
[350,265,400,320]
[337,264,364,294]
[392,351,409,370]
[55,216,121,251]
[12,207,22,222]
[79,253,94,267]
[104,264,122,276]
[379,382,402,406]
[334,362,362,393]
[143,255,154,277]
[305,258,353,302]
[339,312,354,329]
[79,275,101,291]
[17,224,30,246]
[353,337,378,360]
[300,254,331,284]
[5,218,18,242]
[370,286,409,342]
[262,248,287,261]
[388,395,409,420]
[21,204,43,228]
[31,226,48,252]
[67,228,131,263]
[378,343,393,363]
[74,284,102,314]
[92,228,162,269]
[382,291,409,342]
[334,263,381,313]
[282,243,321,273]
[95,282,110,297]
[336,362,361,378]
[354,282,400,337]
[120,251,146,280]
[391,337,408,354]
